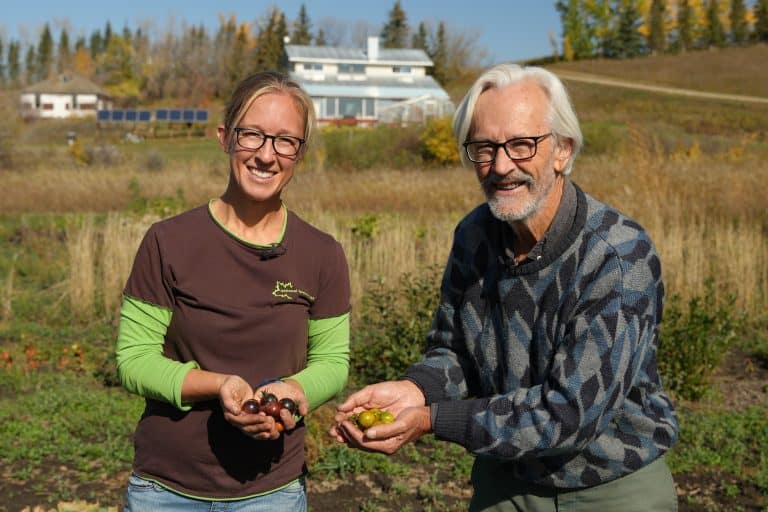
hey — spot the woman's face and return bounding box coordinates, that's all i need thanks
[218,92,306,205]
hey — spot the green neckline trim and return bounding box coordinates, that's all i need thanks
[207,199,287,248]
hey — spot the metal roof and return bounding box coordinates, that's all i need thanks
[23,73,109,96]
[289,72,450,100]
[285,44,432,66]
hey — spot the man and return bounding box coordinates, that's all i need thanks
[330,63,678,511]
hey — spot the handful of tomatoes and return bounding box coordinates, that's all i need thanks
[241,391,298,433]
[348,408,395,431]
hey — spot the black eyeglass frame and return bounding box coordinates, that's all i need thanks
[233,127,306,157]
[463,133,553,164]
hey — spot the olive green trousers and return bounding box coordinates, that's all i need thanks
[469,456,677,512]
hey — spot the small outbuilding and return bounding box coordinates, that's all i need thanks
[20,73,113,119]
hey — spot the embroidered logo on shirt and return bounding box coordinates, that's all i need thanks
[272,281,315,301]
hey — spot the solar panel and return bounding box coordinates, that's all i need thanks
[169,110,182,122]
[156,109,169,121]
[195,110,208,122]
[111,110,124,121]
[182,109,195,122]
[97,110,110,121]
[125,110,137,121]
[138,111,151,122]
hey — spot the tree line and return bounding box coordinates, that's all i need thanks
[556,0,768,60]
[0,1,484,105]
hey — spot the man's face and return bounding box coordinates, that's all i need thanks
[470,81,569,226]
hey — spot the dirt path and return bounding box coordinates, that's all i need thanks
[553,70,768,105]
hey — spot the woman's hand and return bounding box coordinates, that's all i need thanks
[222,377,309,440]
[255,379,309,432]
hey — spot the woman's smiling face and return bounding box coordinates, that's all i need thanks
[218,92,306,206]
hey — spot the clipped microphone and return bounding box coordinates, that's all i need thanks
[258,243,286,260]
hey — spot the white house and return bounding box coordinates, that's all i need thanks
[285,37,453,125]
[20,73,113,119]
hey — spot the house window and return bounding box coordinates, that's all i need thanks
[339,64,365,74]
[42,103,54,110]
[325,98,337,118]
[364,99,374,117]
[303,63,323,71]
[79,103,96,110]
[339,98,363,118]
[393,66,412,74]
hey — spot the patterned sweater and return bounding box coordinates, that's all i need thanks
[404,181,678,489]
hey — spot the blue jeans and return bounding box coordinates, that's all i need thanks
[124,473,307,511]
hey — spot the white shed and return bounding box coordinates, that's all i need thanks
[20,74,113,119]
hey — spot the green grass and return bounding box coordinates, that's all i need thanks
[0,371,143,480]
[667,406,768,491]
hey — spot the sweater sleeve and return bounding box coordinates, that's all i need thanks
[116,295,199,410]
[286,313,350,412]
[413,250,662,461]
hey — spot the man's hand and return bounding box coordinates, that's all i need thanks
[330,380,429,454]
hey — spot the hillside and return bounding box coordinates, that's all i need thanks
[544,44,768,98]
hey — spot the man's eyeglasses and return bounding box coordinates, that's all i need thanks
[233,128,305,157]
[463,133,552,164]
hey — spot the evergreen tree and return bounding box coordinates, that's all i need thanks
[675,0,695,50]
[704,0,725,47]
[430,22,448,84]
[584,0,614,57]
[37,24,54,80]
[612,0,645,58]
[104,21,113,44]
[291,3,313,45]
[122,25,133,45]
[648,0,667,53]
[556,0,594,60]
[411,21,428,51]
[729,0,747,44]
[89,30,103,59]
[754,0,768,42]
[315,28,327,46]
[381,0,409,48]
[24,44,36,84]
[8,41,20,87]
[255,7,288,71]
[0,38,5,86]
[57,28,71,73]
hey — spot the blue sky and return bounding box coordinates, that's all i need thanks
[0,0,563,64]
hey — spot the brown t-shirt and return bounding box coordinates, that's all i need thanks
[124,204,350,499]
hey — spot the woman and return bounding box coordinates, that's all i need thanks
[117,71,350,510]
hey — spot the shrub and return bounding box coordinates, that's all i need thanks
[657,281,742,401]
[351,266,442,385]
[420,116,460,165]
[318,124,423,171]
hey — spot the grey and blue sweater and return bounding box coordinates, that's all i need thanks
[404,180,678,489]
